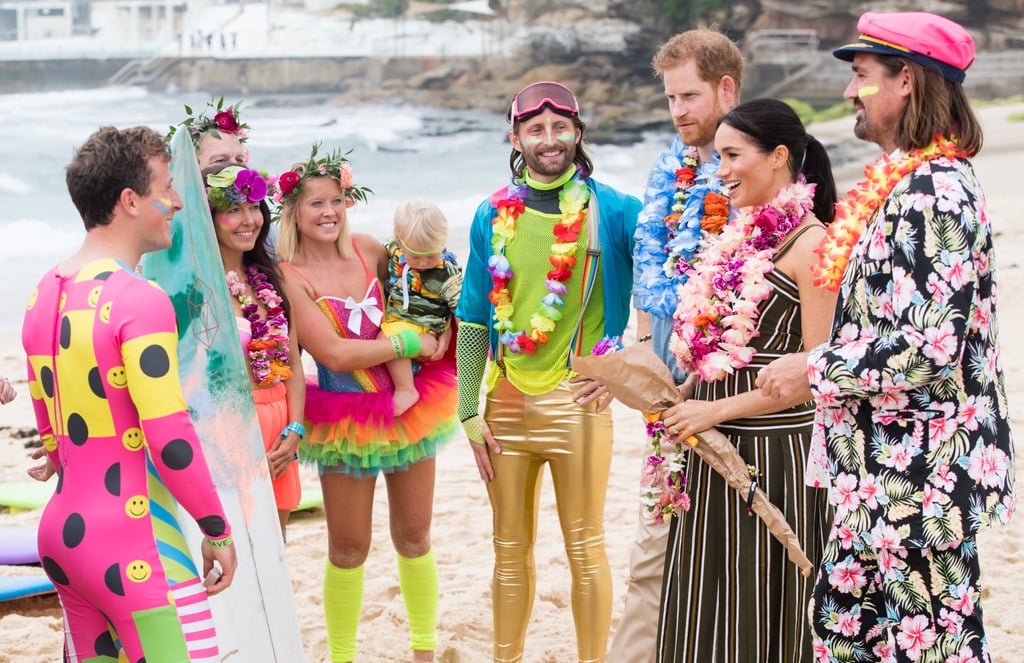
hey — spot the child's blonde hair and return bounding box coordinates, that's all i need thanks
[393,199,448,253]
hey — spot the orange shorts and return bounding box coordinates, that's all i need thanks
[253,382,301,511]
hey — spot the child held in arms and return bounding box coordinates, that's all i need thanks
[380,199,462,415]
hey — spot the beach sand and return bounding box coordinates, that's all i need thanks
[2,102,1023,662]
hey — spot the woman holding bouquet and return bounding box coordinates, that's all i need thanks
[657,98,837,663]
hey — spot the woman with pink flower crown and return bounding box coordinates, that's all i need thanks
[202,163,305,537]
[656,98,837,663]
[275,144,457,663]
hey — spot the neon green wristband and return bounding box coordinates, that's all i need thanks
[396,329,421,358]
[205,534,233,548]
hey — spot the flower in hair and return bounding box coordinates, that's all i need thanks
[206,167,269,212]
[214,110,240,133]
[167,96,250,149]
[278,171,301,196]
[272,142,372,205]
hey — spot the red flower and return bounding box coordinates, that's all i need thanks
[278,171,301,195]
[553,217,582,243]
[547,266,573,281]
[214,110,240,133]
[517,334,536,354]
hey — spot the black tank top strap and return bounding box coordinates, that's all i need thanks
[774,223,824,261]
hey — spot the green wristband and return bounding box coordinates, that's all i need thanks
[205,534,233,548]
[396,329,421,358]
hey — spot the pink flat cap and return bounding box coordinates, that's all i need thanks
[833,12,975,83]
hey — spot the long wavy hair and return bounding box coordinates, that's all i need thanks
[202,164,290,319]
[877,54,983,156]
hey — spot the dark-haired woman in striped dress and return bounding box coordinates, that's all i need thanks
[656,98,838,663]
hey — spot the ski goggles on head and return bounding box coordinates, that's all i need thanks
[510,81,580,121]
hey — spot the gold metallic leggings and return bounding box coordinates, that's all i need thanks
[484,377,614,663]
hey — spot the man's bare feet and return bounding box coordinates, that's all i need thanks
[393,387,420,416]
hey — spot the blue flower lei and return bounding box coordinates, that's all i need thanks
[632,135,726,318]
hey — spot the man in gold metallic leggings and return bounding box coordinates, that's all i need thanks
[455,81,641,662]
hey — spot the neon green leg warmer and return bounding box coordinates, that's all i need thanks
[397,549,439,652]
[324,561,364,662]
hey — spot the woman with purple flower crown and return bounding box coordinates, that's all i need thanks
[275,145,457,663]
[203,164,305,537]
[656,98,837,663]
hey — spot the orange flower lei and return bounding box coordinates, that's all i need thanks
[811,134,966,291]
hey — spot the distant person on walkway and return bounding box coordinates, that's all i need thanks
[167,96,249,170]
[456,80,641,662]
[22,125,236,662]
[758,11,1016,662]
[614,28,742,663]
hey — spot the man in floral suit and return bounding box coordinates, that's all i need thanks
[758,11,1015,663]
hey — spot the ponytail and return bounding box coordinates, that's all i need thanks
[801,136,836,224]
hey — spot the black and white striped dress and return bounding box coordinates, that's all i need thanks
[657,259,832,663]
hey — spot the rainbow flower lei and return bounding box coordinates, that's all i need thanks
[226,266,292,386]
[641,416,692,522]
[671,179,815,382]
[633,136,728,318]
[812,134,966,291]
[488,170,590,355]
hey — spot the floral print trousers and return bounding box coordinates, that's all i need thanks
[808,525,990,663]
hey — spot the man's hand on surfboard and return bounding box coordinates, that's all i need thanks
[201,538,238,596]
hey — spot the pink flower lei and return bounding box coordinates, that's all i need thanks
[641,417,692,522]
[670,179,815,382]
[226,266,292,386]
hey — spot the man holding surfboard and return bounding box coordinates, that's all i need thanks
[21,125,237,662]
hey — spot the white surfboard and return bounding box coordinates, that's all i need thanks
[141,129,303,660]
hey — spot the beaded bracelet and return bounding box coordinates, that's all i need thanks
[280,421,305,440]
[637,333,652,343]
[205,535,234,548]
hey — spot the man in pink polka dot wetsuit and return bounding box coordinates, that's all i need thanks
[21,126,237,663]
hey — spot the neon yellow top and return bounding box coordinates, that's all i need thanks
[484,170,606,395]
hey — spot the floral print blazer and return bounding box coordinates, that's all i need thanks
[808,156,1015,548]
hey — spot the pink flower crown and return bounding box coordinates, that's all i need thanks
[205,167,270,212]
[272,143,372,206]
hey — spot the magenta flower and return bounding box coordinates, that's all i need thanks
[234,169,268,203]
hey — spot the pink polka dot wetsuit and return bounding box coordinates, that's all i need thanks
[21,258,232,663]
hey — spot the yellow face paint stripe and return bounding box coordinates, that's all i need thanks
[858,85,880,98]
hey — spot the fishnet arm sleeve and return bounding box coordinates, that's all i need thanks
[456,321,489,444]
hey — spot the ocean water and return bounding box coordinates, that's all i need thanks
[0,86,668,340]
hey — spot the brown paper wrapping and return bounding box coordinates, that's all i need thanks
[572,345,813,577]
